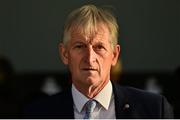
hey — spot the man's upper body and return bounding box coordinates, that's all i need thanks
[23,81,173,119]
[23,4,173,118]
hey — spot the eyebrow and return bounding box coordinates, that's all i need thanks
[72,40,107,46]
[71,41,86,45]
[93,41,106,46]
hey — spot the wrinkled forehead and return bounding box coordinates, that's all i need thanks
[69,23,110,41]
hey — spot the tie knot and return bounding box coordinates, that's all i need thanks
[84,100,97,119]
[86,100,96,113]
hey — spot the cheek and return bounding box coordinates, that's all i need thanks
[102,60,112,70]
[100,55,113,70]
[69,54,81,69]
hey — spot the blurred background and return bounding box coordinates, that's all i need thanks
[0,0,179,118]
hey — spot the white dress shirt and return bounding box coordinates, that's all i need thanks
[72,80,116,119]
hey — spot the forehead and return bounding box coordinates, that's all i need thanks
[70,24,110,43]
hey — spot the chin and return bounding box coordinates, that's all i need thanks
[85,77,100,86]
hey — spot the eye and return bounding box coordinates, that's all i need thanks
[75,44,83,48]
[74,43,86,49]
[94,44,105,50]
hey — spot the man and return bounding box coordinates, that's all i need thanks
[23,4,173,118]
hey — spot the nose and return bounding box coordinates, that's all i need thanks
[85,46,96,64]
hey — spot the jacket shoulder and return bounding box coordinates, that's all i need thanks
[121,86,163,101]
[114,84,173,118]
[23,89,74,118]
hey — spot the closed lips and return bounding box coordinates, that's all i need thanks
[82,67,97,71]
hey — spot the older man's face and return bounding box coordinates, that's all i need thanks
[60,24,120,89]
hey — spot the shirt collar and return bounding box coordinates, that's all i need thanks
[72,80,113,112]
[72,84,89,113]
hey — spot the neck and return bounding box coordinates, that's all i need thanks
[73,80,109,99]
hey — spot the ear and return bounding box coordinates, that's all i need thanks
[59,43,69,65]
[112,44,120,66]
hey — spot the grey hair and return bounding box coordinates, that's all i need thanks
[62,4,119,48]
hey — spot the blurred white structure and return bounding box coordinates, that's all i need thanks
[145,77,162,94]
[41,76,62,96]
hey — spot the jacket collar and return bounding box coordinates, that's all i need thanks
[58,86,74,118]
[112,82,132,118]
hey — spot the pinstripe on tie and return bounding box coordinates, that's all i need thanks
[84,100,96,119]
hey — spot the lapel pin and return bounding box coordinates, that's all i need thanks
[124,104,130,109]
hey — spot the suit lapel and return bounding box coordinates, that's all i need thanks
[112,82,132,118]
[57,87,74,118]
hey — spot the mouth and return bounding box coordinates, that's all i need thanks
[82,67,97,71]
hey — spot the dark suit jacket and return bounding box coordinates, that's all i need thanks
[23,82,173,118]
